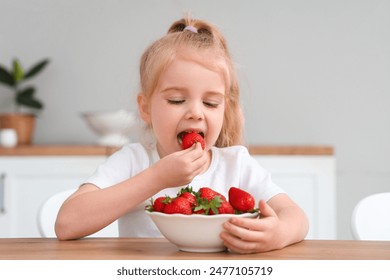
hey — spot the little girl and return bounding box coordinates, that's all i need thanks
[55,17,308,254]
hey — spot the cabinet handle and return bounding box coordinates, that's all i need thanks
[0,173,5,214]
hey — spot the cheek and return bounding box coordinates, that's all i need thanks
[216,104,226,125]
[150,105,177,133]
[208,107,225,135]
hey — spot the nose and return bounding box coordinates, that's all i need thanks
[185,101,204,120]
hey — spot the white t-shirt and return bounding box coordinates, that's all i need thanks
[86,143,285,237]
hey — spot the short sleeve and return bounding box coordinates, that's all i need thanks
[85,143,150,189]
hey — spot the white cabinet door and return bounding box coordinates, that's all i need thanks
[253,155,337,239]
[0,156,106,237]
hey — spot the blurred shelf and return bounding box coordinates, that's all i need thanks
[0,144,334,156]
[247,145,334,156]
[0,145,118,156]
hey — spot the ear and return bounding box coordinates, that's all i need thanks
[137,93,151,123]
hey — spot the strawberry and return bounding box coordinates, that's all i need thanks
[177,186,197,207]
[194,196,222,215]
[194,198,234,215]
[228,187,255,212]
[215,201,235,214]
[181,132,205,150]
[194,187,230,215]
[179,192,197,207]
[198,187,227,202]
[152,196,168,212]
[163,196,192,215]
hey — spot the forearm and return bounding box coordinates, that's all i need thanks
[276,205,309,247]
[55,166,163,240]
[267,193,309,248]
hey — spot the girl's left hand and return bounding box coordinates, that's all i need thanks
[220,200,285,254]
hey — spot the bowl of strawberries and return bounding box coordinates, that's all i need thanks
[145,186,259,252]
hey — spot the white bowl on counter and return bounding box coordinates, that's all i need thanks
[81,110,137,146]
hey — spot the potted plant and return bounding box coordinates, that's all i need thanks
[0,58,49,145]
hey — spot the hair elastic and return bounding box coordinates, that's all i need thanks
[183,25,198,33]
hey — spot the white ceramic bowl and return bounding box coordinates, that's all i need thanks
[81,110,137,146]
[146,211,259,253]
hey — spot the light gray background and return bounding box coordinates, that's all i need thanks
[1,0,389,239]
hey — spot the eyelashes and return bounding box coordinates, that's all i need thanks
[167,100,185,105]
[167,99,219,108]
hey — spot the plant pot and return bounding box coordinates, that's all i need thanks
[0,113,36,145]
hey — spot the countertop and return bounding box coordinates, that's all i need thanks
[0,145,334,156]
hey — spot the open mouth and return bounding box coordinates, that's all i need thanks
[177,131,205,145]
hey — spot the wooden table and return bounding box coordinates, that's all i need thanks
[0,238,388,260]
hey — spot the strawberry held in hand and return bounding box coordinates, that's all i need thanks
[228,187,255,212]
[181,131,205,150]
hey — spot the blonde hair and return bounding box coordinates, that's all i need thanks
[139,17,243,147]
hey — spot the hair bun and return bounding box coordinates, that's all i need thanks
[167,18,212,36]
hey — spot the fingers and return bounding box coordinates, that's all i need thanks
[182,142,208,169]
[221,235,261,254]
[220,202,280,253]
[159,142,208,187]
[221,236,261,254]
[187,142,205,157]
[259,199,277,218]
[220,225,264,254]
[223,217,264,238]
[176,142,204,161]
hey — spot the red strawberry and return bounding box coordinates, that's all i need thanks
[152,196,168,212]
[215,201,235,214]
[194,187,229,215]
[181,132,205,150]
[163,197,192,215]
[198,187,227,202]
[177,186,197,207]
[179,192,197,207]
[193,208,206,215]
[228,187,255,212]
[194,196,222,215]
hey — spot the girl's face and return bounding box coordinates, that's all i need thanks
[138,57,226,158]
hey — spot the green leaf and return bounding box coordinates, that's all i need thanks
[177,185,194,196]
[145,198,154,212]
[17,86,34,98]
[16,87,43,109]
[194,196,222,215]
[24,59,50,80]
[13,59,24,82]
[208,197,222,215]
[0,65,15,86]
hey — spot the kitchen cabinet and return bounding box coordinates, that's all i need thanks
[253,155,336,239]
[0,145,336,239]
[0,155,106,237]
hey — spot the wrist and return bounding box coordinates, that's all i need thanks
[146,163,166,192]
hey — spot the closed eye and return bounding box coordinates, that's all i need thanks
[167,100,185,105]
[203,101,219,108]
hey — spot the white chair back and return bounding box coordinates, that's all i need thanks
[351,192,390,240]
[37,189,118,238]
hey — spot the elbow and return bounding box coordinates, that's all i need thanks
[55,220,70,241]
[55,217,78,241]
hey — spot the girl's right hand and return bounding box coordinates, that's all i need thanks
[152,142,208,189]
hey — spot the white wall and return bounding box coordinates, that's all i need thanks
[1,0,389,239]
